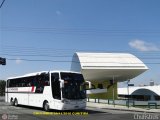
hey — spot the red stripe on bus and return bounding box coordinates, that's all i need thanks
[31,86,34,92]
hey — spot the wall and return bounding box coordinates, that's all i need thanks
[87,80,118,99]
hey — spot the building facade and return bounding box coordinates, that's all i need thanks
[118,85,160,101]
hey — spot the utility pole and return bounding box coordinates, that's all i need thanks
[110,77,115,107]
[113,76,115,107]
[127,80,130,108]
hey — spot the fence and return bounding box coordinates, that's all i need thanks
[87,98,160,109]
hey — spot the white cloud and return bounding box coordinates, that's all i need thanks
[129,39,160,51]
[15,58,22,64]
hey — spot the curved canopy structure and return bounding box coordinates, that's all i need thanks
[71,52,148,82]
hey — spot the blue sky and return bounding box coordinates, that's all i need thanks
[0,0,160,87]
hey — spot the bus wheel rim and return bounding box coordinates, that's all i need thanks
[15,100,18,106]
[45,103,49,110]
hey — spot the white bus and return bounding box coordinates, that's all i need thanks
[5,71,86,111]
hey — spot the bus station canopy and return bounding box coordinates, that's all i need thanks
[71,52,148,82]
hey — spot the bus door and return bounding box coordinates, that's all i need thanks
[51,73,61,100]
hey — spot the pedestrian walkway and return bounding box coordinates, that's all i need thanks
[87,102,160,113]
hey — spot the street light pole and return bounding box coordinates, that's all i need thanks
[127,80,130,108]
[112,76,115,107]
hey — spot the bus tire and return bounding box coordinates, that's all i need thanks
[43,101,50,112]
[14,98,18,106]
[10,98,14,106]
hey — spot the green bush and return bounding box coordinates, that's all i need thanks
[0,80,6,96]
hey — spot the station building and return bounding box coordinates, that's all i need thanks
[118,84,160,101]
[71,52,148,99]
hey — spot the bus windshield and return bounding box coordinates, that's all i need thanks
[60,72,86,100]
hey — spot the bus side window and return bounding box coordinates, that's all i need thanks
[37,75,43,87]
[30,76,35,86]
[41,73,50,86]
[35,75,44,93]
[9,79,13,87]
[26,77,32,87]
[7,80,10,87]
[33,76,38,86]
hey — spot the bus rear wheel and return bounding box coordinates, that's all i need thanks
[43,101,50,112]
[14,99,18,106]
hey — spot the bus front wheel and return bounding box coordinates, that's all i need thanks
[43,101,50,112]
[10,98,14,106]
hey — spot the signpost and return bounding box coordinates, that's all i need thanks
[127,80,134,108]
[110,77,115,107]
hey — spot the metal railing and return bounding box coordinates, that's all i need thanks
[87,98,160,109]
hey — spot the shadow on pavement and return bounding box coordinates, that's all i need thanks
[16,105,107,114]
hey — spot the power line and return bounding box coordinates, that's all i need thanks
[3,53,160,60]
[1,26,160,34]
[3,45,160,56]
[3,51,160,58]
[2,53,72,58]
[2,45,160,63]
[6,58,160,65]
[2,48,160,59]
[7,58,71,63]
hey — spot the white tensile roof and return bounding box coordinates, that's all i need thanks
[71,52,148,82]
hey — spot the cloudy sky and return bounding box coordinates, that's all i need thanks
[0,0,160,87]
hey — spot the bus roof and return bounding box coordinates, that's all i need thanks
[7,70,81,80]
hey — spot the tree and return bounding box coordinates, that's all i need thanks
[0,80,6,96]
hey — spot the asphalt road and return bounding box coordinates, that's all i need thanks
[0,101,160,120]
